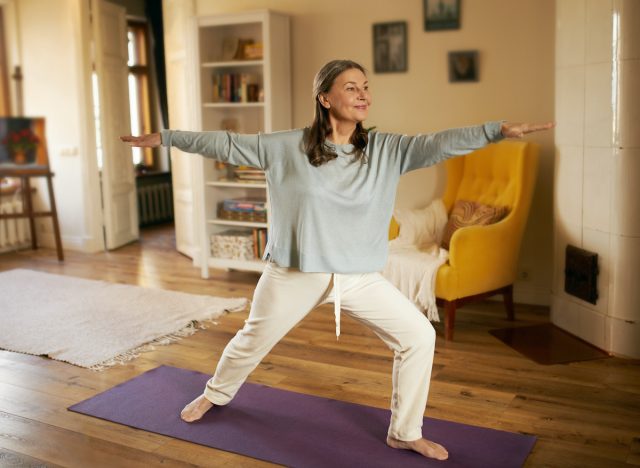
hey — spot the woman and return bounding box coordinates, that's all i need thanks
[122,59,553,461]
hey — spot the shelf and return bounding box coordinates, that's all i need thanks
[208,257,266,273]
[195,11,289,277]
[203,102,264,108]
[202,60,264,68]
[208,219,268,228]
[207,181,267,188]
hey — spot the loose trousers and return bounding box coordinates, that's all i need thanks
[204,261,436,441]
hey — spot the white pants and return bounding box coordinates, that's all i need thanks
[204,262,436,441]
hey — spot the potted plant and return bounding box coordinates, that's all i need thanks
[1,128,40,164]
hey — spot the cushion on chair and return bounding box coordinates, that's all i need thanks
[391,199,448,249]
[441,200,510,250]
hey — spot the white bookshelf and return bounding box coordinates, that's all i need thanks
[192,11,291,278]
[202,102,265,108]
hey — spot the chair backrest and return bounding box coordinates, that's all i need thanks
[442,141,539,222]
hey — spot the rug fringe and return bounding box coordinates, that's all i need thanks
[89,302,248,371]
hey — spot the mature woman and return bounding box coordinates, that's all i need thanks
[122,59,553,461]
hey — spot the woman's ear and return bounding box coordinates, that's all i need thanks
[318,94,330,109]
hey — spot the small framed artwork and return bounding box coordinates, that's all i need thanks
[448,50,478,83]
[424,0,461,31]
[0,117,49,173]
[373,22,407,73]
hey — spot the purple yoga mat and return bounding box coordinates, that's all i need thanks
[69,365,535,467]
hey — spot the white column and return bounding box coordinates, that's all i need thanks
[552,0,640,358]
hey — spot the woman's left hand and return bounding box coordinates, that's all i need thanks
[500,122,555,138]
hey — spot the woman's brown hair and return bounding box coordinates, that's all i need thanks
[303,60,369,167]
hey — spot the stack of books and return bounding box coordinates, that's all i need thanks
[218,197,267,223]
[252,228,268,258]
[234,168,266,183]
[212,73,262,103]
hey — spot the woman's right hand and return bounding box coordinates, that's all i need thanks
[120,133,161,147]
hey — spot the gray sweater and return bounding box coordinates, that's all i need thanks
[161,122,504,273]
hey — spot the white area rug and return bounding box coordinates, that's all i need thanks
[0,269,249,369]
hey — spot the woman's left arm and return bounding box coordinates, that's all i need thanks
[396,121,554,174]
[500,121,555,138]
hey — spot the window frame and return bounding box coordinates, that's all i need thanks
[127,19,153,168]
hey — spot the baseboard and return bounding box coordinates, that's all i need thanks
[514,283,551,306]
[37,231,103,253]
[487,283,551,306]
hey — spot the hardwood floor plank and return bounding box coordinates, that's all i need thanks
[152,439,280,468]
[0,446,63,468]
[0,382,170,453]
[628,436,640,465]
[0,411,192,468]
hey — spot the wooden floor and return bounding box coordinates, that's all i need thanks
[0,224,638,467]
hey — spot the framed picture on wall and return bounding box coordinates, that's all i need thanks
[448,50,478,82]
[373,22,407,73]
[0,117,49,173]
[424,0,461,31]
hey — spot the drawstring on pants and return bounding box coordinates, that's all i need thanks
[334,273,341,340]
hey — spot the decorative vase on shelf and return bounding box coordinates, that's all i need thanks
[12,149,27,165]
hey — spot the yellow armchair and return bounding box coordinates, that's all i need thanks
[390,140,539,340]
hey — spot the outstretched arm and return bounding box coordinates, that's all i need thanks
[121,133,161,147]
[394,120,554,174]
[500,121,555,138]
[120,130,265,170]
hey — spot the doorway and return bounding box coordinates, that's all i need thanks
[92,0,173,250]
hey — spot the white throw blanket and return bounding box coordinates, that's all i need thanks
[382,199,449,321]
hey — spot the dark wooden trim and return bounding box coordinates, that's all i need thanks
[0,8,11,115]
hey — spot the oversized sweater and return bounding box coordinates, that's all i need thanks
[161,122,504,274]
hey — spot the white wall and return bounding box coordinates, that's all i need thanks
[553,0,640,358]
[185,0,556,305]
[15,0,103,252]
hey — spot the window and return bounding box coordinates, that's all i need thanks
[127,20,152,168]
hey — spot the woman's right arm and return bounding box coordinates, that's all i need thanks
[121,130,266,170]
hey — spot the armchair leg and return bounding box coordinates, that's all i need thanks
[503,284,515,321]
[444,300,456,341]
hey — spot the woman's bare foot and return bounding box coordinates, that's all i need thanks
[386,436,449,460]
[180,394,214,422]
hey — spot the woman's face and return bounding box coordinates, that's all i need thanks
[320,68,371,124]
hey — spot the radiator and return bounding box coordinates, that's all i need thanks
[136,173,174,227]
[0,198,30,252]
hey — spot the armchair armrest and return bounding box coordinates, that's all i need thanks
[447,215,523,287]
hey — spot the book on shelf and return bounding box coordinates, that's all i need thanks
[214,164,266,183]
[212,73,262,103]
[234,168,266,182]
[252,227,268,258]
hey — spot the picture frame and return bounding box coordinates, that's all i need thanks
[0,117,49,174]
[373,22,407,73]
[448,50,478,83]
[424,0,461,31]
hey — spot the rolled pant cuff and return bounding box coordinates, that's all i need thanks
[387,428,423,442]
[203,387,230,406]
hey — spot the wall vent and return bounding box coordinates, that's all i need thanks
[564,245,599,304]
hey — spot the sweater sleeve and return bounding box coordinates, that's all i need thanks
[395,121,504,174]
[160,130,266,170]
